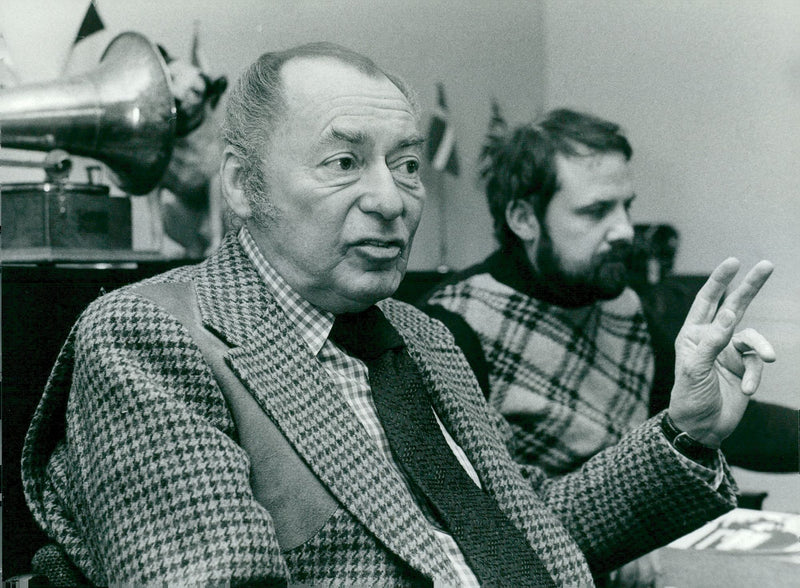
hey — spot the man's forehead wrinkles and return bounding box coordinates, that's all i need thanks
[318,125,424,154]
[315,103,420,142]
[292,96,417,131]
[287,80,412,108]
[322,95,415,117]
[325,89,409,103]
[293,85,411,109]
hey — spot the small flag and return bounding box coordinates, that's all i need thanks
[488,98,507,135]
[74,1,105,44]
[427,82,460,176]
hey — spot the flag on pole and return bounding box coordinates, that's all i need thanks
[64,1,108,79]
[74,1,104,44]
[480,98,509,171]
[427,82,460,176]
[489,97,507,134]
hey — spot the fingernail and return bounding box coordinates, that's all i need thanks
[742,372,758,394]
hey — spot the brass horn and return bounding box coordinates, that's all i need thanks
[0,31,176,195]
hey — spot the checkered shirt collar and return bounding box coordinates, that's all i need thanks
[239,227,333,356]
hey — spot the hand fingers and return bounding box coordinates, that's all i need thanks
[740,354,764,396]
[610,554,661,588]
[632,554,659,588]
[684,258,741,325]
[648,551,663,579]
[684,259,774,328]
[732,328,777,363]
[695,307,738,366]
[733,328,776,395]
[719,260,774,323]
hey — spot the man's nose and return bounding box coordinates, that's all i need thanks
[607,206,634,243]
[358,164,405,220]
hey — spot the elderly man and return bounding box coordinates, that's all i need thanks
[23,44,775,586]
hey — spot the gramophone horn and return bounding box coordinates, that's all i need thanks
[0,31,176,195]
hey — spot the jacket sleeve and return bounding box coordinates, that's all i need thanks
[393,300,738,579]
[25,290,290,586]
[510,411,738,575]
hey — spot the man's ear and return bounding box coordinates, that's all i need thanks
[505,199,541,242]
[220,146,252,219]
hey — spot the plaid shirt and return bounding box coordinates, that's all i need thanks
[425,249,723,486]
[240,228,480,587]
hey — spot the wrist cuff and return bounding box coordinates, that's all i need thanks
[661,412,718,466]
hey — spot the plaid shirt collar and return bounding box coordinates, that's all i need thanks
[239,227,333,356]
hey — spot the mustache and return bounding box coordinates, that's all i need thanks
[600,241,634,264]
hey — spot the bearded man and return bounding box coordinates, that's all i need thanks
[420,109,797,586]
[421,108,797,479]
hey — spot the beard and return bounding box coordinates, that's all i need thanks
[534,230,632,305]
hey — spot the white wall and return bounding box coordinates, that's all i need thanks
[3,0,796,510]
[544,0,799,512]
[2,0,547,269]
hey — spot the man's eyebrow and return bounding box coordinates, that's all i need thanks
[323,127,369,146]
[575,193,637,210]
[395,135,426,150]
[321,129,426,152]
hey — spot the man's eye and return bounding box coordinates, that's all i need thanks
[323,155,358,171]
[335,157,356,171]
[582,204,613,219]
[393,157,420,176]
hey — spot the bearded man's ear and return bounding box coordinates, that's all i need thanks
[505,199,541,243]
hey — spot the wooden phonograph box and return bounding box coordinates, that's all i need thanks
[2,180,132,250]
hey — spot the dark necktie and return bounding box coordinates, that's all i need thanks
[330,306,556,587]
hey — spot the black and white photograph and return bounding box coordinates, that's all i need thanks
[2,1,798,586]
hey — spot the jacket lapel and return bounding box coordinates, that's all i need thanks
[192,236,453,581]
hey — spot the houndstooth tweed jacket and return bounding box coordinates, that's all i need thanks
[22,234,738,586]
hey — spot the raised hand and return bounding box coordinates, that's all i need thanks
[668,258,775,448]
